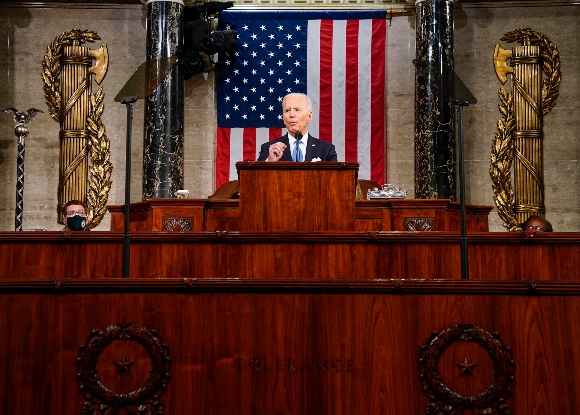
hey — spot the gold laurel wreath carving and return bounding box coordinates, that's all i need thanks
[42,29,101,122]
[490,29,560,231]
[42,29,111,229]
[501,28,561,116]
[86,88,113,229]
[41,36,62,123]
[490,89,519,231]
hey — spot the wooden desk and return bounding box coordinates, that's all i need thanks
[108,162,492,232]
[108,199,492,233]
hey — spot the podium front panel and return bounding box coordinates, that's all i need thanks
[237,162,358,232]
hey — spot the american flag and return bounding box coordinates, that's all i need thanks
[215,10,387,188]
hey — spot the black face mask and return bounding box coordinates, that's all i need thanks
[66,214,87,231]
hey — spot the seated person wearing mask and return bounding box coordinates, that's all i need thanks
[257,93,337,162]
[522,215,553,233]
[63,200,88,231]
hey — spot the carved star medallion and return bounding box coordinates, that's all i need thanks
[114,355,134,374]
[456,357,477,376]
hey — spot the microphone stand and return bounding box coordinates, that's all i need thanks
[115,57,177,278]
[451,98,470,279]
[120,96,138,278]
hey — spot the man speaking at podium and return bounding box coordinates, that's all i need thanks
[257,93,338,162]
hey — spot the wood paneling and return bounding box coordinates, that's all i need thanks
[1,232,579,280]
[108,198,492,232]
[1,227,578,412]
[0,281,578,414]
[237,162,358,232]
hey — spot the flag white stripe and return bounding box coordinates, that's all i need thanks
[332,20,347,162]
[307,20,320,138]
[357,20,373,180]
[255,128,270,160]
[229,128,244,180]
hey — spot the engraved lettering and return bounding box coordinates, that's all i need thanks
[235,357,353,373]
[249,359,260,371]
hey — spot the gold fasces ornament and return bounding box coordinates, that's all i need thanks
[490,28,560,231]
[42,29,112,229]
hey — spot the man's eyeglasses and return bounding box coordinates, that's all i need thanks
[65,210,87,217]
[524,225,548,232]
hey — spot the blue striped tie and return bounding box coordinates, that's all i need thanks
[293,138,303,162]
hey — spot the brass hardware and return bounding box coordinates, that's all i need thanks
[386,8,413,26]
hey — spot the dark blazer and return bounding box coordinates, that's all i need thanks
[257,133,338,162]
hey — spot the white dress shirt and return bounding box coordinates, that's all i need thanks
[289,132,308,161]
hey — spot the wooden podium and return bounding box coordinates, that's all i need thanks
[237,161,358,232]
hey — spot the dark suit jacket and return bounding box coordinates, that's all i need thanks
[257,133,338,162]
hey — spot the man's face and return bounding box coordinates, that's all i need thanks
[524,218,550,232]
[64,204,87,226]
[283,95,312,136]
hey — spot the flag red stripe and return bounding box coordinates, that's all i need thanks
[243,128,256,161]
[269,128,282,141]
[344,20,359,162]
[318,20,333,142]
[216,127,231,188]
[370,18,386,184]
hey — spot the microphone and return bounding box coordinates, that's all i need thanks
[295,131,303,141]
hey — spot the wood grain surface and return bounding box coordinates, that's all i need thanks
[0,284,578,414]
[1,231,579,280]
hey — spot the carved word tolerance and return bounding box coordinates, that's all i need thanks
[236,358,354,372]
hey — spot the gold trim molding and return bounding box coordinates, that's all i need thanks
[0,1,577,9]
[1,0,413,9]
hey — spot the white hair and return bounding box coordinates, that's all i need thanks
[282,92,312,112]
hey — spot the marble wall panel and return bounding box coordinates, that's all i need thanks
[386,159,415,199]
[183,71,216,197]
[385,17,415,110]
[385,17,415,195]
[184,159,216,199]
[386,108,415,196]
[0,136,16,212]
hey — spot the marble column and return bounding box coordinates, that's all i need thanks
[143,0,184,200]
[411,0,456,199]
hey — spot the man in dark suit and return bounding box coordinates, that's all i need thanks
[257,93,337,162]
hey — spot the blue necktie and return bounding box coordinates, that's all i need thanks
[293,139,303,162]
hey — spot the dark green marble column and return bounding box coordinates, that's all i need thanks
[143,0,184,200]
[413,0,456,199]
